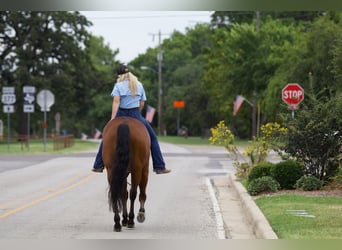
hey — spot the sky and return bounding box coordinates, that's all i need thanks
[81,11,213,63]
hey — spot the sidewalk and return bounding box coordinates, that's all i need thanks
[212,175,278,239]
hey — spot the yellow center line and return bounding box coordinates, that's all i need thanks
[0,171,92,209]
[0,173,96,220]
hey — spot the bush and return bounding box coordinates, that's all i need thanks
[247,176,281,196]
[271,160,304,189]
[247,162,275,183]
[329,167,342,189]
[295,176,323,191]
[284,98,341,181]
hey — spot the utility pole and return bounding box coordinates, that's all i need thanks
[252,11,260,139]
[149,30,169,136]
[157,31,163,136]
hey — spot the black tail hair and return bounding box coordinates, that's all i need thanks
[109,123,130,212]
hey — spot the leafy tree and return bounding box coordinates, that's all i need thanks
[85,35,119,133]
[0,11,92,136]
[204,17,299,138]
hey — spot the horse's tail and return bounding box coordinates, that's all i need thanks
[109,122,130,213]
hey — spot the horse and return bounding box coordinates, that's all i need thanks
[102,116,151,232]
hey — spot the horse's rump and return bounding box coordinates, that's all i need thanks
[101,116,151,231]
[102,117,151,173]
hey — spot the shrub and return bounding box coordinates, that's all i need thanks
[284,98,341,181]
[247,162,275,183]
[328,167,342,189]
[247,176,281,196]
[295,176,323,191]
[271,160,304,189]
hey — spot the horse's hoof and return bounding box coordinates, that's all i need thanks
[137,212,145,223]
[127,223,135,229]
[113,226,122,232]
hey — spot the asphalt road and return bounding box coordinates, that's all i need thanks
[0,142,242,239]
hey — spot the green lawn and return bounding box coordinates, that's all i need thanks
[158,135,249,147]
[255,194,342,239]
[0,138,99,154]
[158,136,211,145]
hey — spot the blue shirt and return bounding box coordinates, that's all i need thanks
[111,79,147,109]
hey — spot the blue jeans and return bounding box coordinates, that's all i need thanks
[93,108,166,170]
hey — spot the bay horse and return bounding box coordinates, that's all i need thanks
[102,116,151,232]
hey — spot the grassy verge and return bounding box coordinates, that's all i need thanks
[255,194,342,239]
[158,135,249,147]
[0,138,99,154]
[158,136,211,145]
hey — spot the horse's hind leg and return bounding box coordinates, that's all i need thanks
[128,185,137,228]
[122,181,128,227]
[137,170,148,223]
[113,211,121,232]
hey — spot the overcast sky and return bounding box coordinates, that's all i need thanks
[81,11,212,63]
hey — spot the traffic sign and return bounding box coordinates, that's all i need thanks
[1,94,16,104]
[2,87,15,94]
[23,86,36,93]
[173,100,185,108]
[2,86,16,105]
[282,83,304,106]
[24,93,35,104]
[23,86,36,113]
[3,105,14,113]
[37,89,55,112]
[24,105,34,113]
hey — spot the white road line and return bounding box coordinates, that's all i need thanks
[205,177,226,239]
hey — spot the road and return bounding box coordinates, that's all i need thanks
[0,142,246,239]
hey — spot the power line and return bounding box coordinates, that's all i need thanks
[85,14,211,20]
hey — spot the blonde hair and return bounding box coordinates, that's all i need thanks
[117,72,138,96]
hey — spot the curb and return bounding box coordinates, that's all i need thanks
[228,174,278,239]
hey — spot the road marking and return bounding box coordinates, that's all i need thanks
[205,177,226,239]
[0,173,95,220]
[0,172,91,209]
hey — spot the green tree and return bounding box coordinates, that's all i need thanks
[0,11,92,136]
[85,35,119,133]
[204,17,298,138]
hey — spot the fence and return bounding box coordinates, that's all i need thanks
[53,135,75,151]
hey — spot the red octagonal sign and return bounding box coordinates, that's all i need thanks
[282,83,304,105]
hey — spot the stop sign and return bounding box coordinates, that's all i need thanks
[282,83,304,105]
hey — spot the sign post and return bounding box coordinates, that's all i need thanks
[37,89,55,152]
[1,87,16,151]
[282,83,304,118]
[23,86,36,151]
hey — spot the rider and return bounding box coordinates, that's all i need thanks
[92,64,171,175]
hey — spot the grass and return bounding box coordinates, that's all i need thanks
[0,138,99,154]
[255,194,342,239]
[158,135,250,147]
[158,136,211,145]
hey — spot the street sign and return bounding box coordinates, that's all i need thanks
[23,105,34,113]
[173,100,185,108]
[23,86,36,113]
[282,83,304,106]
[37,89,54,112]
[2,87,16,105]
[3,105,14,113]
[1,94,16,104]
[2,86,15,94]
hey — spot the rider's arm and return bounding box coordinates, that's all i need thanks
[139,100,145,111]
[111,96,120,120]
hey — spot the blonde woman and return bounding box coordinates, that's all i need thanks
[92,64,171,174]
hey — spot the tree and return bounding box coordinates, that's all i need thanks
[0,11,92,135]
